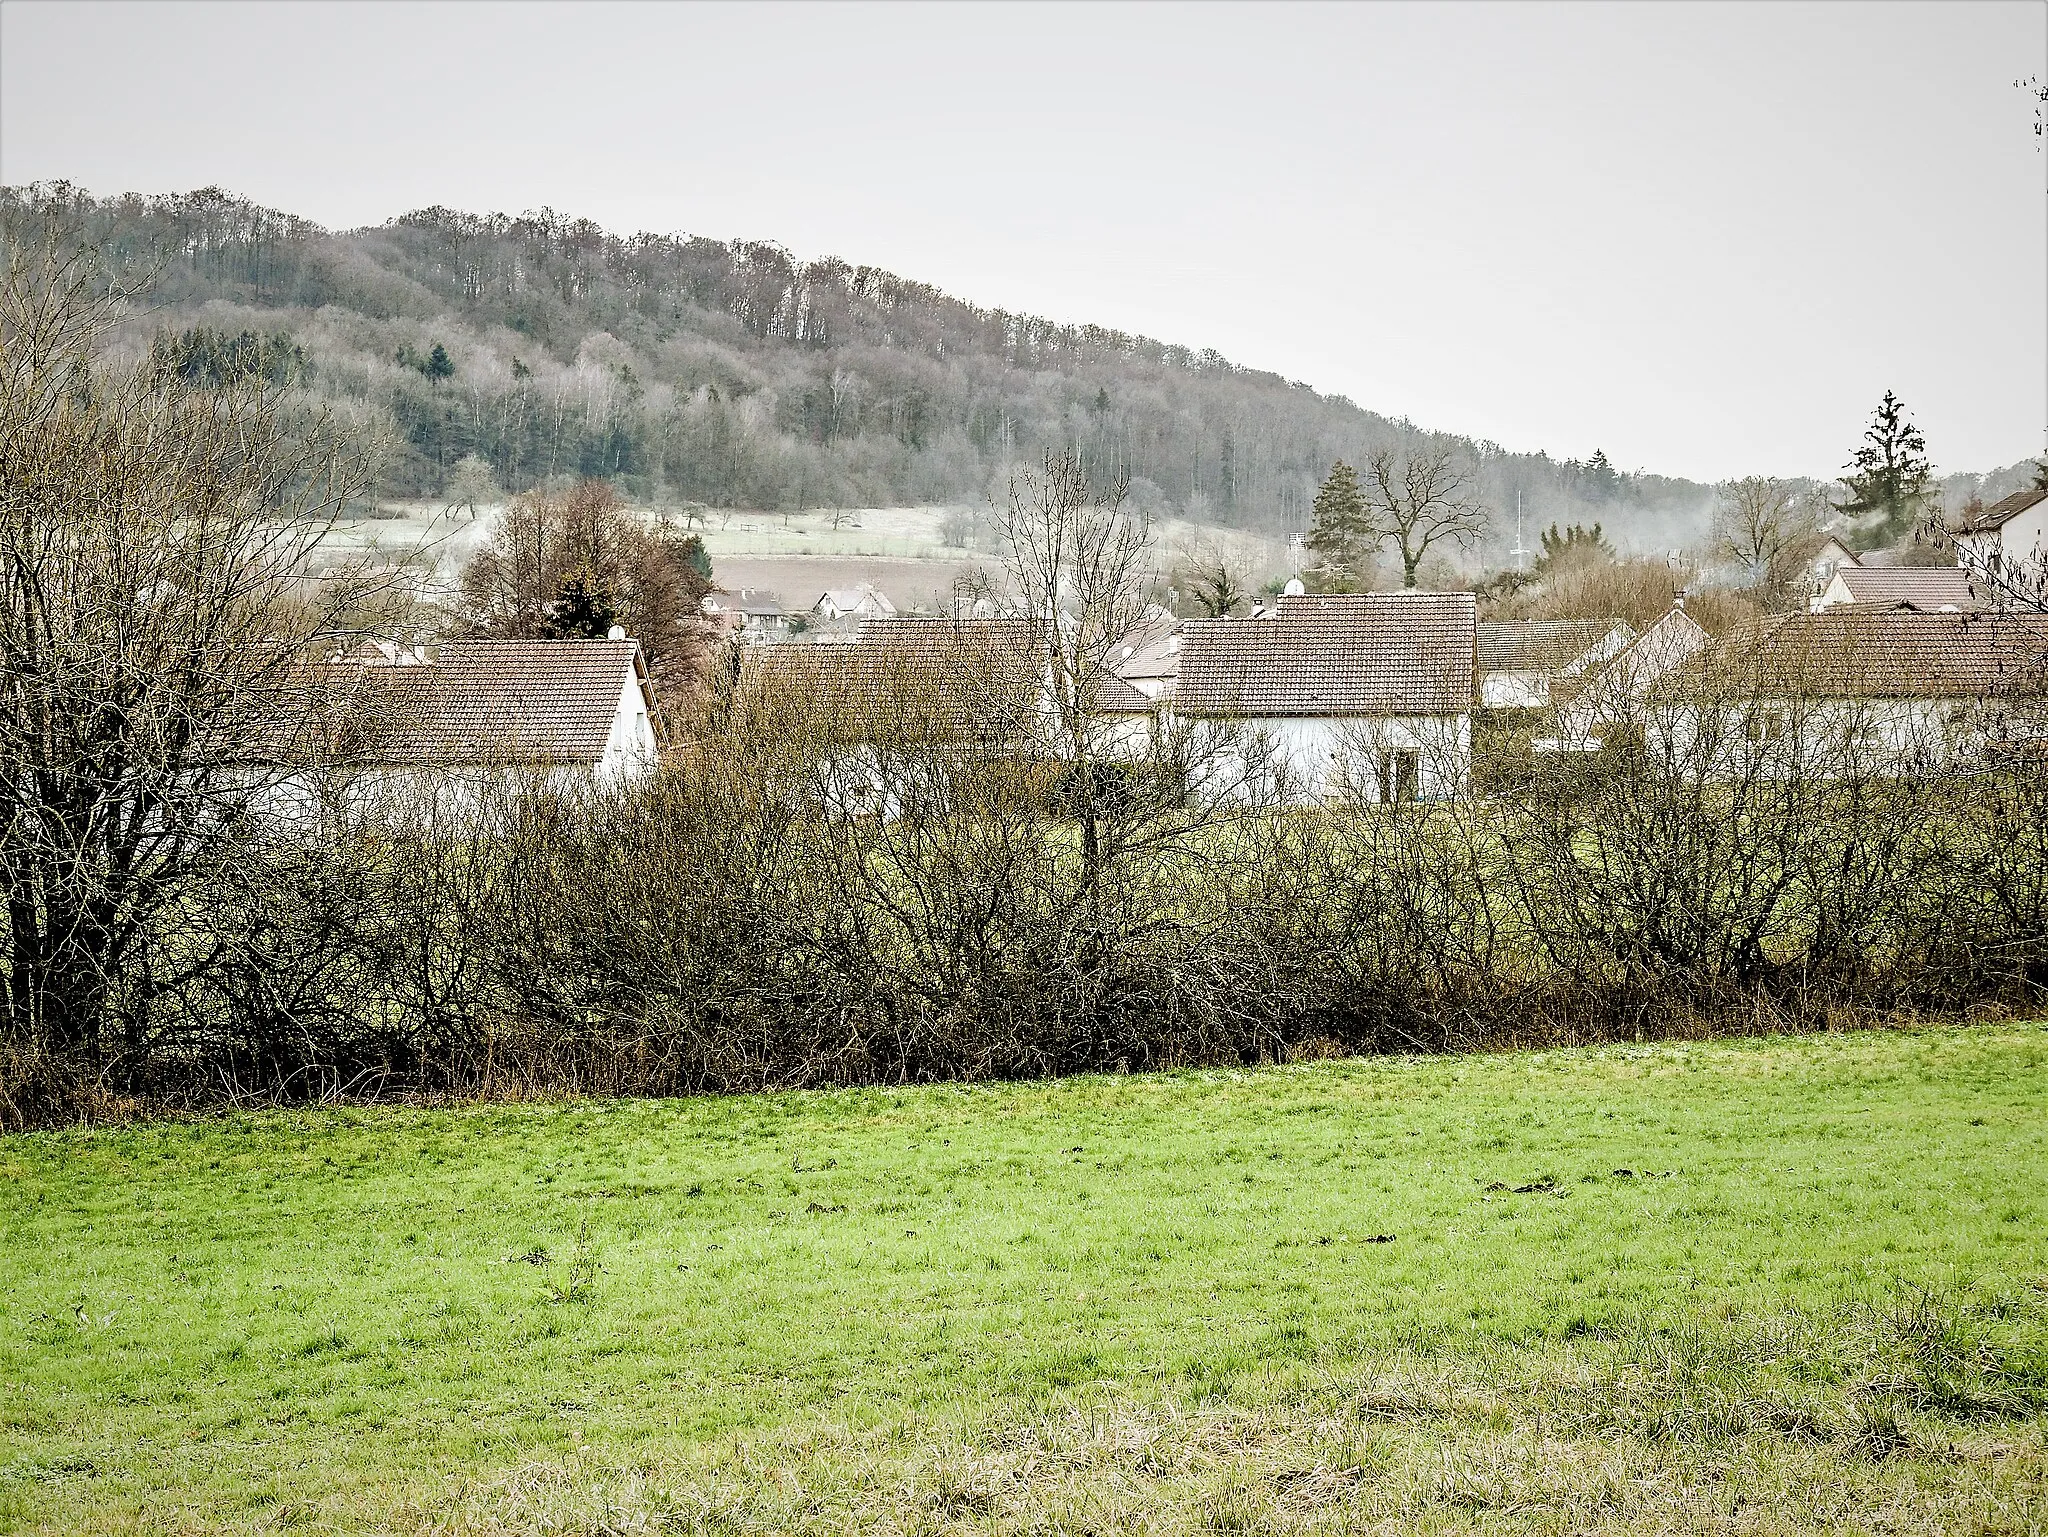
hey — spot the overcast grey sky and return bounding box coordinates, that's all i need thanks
[2,0,2042,480]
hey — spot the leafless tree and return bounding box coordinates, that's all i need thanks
[979,453,1159,889]
[1362,443,1490,587]
[442,454,500,521]
[453,478,714,692]
[1714,475,1823,602]
[0,232,386,1064]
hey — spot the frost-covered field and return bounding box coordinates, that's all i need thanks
[318,501,1294,614]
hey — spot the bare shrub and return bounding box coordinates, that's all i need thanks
[1495,555,1761,635]
[0,225,388,1093]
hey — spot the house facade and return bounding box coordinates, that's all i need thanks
[1954,488,2048,591]
[702,588,792,641]
[1477,619,1634,708]
[813,584,899,623]
[1175,592,1477,802]
[1660,607,2048,777]
[1543,604,1710,751]
[1804,537,1859,600]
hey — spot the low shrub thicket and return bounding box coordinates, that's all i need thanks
[7,714,2044,1125]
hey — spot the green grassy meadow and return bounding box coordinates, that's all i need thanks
[4,1026,2047,1533]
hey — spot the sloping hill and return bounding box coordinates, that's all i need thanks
[0,181,1785,563]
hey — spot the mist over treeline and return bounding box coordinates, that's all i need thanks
[3,182,2034,564]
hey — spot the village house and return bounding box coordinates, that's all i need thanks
[1541,602,1711,751]
[300,636,661,817]
[1812,565,1979,612]
[1175,592,1477,802]
[1953,487,2048,588]
[701,587,793,641]
[812,584,899,624]
[1477,619,1635,708]
[1106,613,1182,701]
[1659,606,2048,777]
[1804,535,1860,599]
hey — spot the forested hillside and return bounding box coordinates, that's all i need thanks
[5,182,2025,564]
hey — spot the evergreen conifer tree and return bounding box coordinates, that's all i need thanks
[1304,460,1375,589]
[1839,391,1934,548]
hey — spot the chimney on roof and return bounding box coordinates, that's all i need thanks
[1674,589,1687,612]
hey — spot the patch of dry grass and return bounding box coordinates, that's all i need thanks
[417,1319,2048,1535]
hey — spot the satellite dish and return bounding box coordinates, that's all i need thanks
[607,625,628,641]
[1283,577,1306,597]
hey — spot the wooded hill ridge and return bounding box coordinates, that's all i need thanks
[4,182,2033,566]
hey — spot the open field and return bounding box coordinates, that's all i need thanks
[315,501,1298,613]
[4,1026,2046,1534]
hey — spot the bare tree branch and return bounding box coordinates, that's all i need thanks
[1362,443,1489,588]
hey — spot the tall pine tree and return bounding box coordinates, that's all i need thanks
[1304,460,1375,590]
[1838,391,1934,549]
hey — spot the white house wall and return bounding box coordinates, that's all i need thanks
[1233,714,1471,802]
[2003,504,2048,564]
[1960,504,2048,586]
[597,667,661,783]
[1649,696,2025,779]
[1482,672,1550,709]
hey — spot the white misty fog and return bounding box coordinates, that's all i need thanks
[1,0,2041,480]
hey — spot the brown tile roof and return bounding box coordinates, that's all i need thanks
[1477,619,1628,673]
[1091,671,1159,713]
[709,588,786,617]
[339,639,647,764]
[1177,592,1477,717]
[743,618,1045,740]
[1699,609,2048,699]
[1956,487,2048,533]
[1830,567,1980,609]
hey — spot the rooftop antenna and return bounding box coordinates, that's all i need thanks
[1509,488,1530,571]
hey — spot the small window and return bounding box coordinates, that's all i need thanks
[1376,749,1420,803]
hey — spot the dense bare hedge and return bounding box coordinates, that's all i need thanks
[7,719,2045,1128]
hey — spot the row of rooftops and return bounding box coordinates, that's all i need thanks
[702,583,899,630]
[307,563,2048,771]
[746,591,2048,727]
